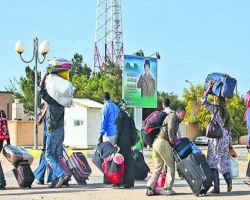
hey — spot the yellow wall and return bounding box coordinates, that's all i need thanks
[8,121,42,146]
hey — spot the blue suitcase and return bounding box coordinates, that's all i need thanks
[204,72,237,99]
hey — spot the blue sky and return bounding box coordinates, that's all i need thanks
[1,0,250,98]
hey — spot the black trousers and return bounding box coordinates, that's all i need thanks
[246,161,250,177]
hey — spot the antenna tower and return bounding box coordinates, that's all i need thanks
[94,0,123,72]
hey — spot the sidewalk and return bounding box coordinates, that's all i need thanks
[1,153,250,200]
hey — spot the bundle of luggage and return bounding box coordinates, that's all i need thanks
[2,144,34,165]
[92,142,150,182]
[45,57,75,108]
[3,144,35,188]
[102,148,124,184]
[171,137,214,196]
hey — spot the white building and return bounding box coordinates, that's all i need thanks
[64,98,103,148]
[12,99,29,120]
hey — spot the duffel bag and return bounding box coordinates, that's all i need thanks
[204,72,237,99]
[171,137,193,160]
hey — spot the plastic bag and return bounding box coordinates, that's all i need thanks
[229,155,239,179]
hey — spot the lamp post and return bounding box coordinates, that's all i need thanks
[185,79,194,87]
[15,37,50,149]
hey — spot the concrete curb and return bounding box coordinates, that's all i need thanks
[27,145,249,161]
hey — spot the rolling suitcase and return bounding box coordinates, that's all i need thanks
[67,152,92,185]
[13,160,35,188]
[92,142,116,173]
[34,150,72,186]
[177,153,214,196]
[204,72,237,99]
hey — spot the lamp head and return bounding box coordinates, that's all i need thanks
[156,52,160,59]
[134,50,144,57]
[15,41,25,54]
[39,41,50,55]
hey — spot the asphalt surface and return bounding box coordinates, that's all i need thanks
[0,145,250,200]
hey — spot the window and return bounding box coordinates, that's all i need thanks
[74,119,83,126]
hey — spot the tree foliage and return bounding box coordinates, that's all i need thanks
[4,77,24,101]
[71,59,122,104]
[142,91,184,120]
[7,53,249,141]
[19,66,41,119]
[70,53,92,79]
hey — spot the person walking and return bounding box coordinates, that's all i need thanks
[39,72,68,188]
[0,110,10,189]
[243,91,250,185]
[201,81,233,193]
[113,99,134,188]
[144,98,173,150]
[34,102,48,185]
[145,106,186,196]
[98,92,119,145]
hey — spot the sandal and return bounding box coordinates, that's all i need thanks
[243,180,250,185]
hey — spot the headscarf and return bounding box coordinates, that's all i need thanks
[118,99,130,117]
[214,96,231,131]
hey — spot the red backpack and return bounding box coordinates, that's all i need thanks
[142,110,161,135]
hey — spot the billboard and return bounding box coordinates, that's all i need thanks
[123,55,157,108]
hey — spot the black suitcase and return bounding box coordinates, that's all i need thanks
[13,160,35,188]
[92,142,115,173]
[178,153,214,196]
[132,149,150,180]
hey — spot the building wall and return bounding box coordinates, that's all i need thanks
[12,100,29,121]
[64,104,101,148]
[8,121,42,146]
[0,92,13,120]
[87,108,101,147]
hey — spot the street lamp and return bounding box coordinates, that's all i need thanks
[15,37,50,149]
[185,79,194,87]
[149,52,161,59]
[133,49,144,57]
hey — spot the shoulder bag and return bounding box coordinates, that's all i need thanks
[206,109,223,138]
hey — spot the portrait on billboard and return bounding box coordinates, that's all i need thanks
[123,55,157,108]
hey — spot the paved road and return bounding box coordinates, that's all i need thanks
[0,146,250,200]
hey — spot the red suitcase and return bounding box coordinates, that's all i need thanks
[13,160,35,188]
[67,152,92,185]
[45,153,72,187]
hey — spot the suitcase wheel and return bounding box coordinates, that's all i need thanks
[77,180,87,185]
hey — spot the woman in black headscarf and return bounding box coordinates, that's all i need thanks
[113,99,134,188]
[201,81,233,194]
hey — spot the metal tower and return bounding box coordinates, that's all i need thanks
[94,0,123,72]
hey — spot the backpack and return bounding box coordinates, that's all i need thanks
[142,110,167,146]
[142,110,161,134]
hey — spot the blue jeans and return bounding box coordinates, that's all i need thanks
[42,120,47,147]
[45,126,66,185]
[33,152,47,182]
